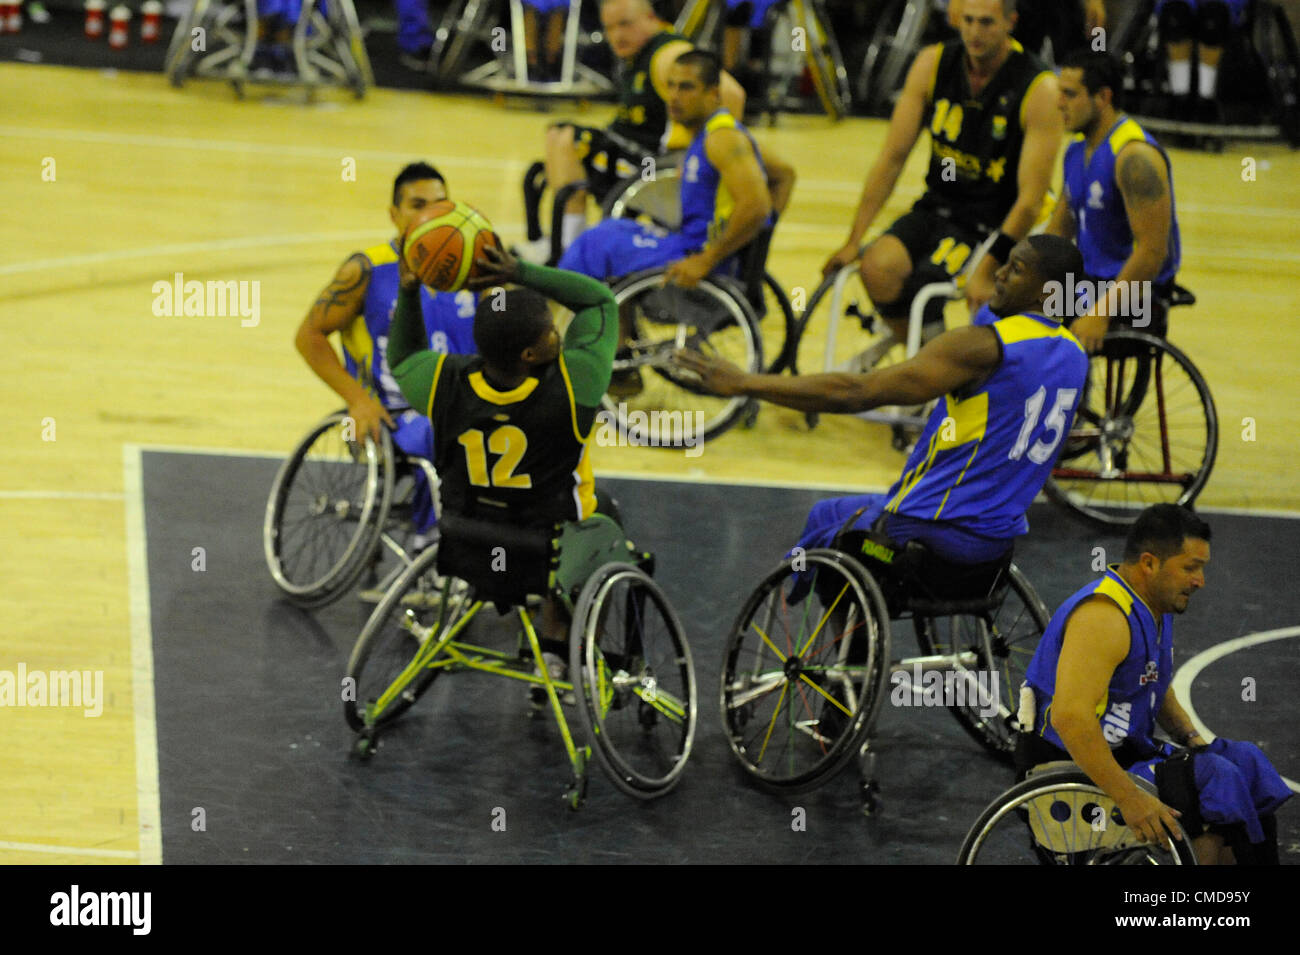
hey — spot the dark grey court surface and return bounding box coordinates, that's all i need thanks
[141,451,1299,864]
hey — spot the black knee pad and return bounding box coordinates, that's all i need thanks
[1197,1,1231,42]
[1159,0,1195,43]
[877,266,949,325]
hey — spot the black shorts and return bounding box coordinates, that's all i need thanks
[881,199,991,317]
[552,123,653,202]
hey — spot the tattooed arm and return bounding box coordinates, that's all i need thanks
[294,252,394,443]
[1070,142,1172,352]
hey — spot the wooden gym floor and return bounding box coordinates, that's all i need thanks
[1,64,1297,863]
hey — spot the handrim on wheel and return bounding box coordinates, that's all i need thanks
[957,770,1198,865]
[570,563,697,798]
[912,564,1049,760]
[606,270,764,446]
[264,410,394,607]
[720,549,891,791]
[1045,330,1218,528]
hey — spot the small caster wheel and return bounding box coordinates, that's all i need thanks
[805,411,820,430]
[353,731,378,760]
[743,401,760,429]
[860,780,879,816]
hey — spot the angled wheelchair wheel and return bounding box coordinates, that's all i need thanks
[798,0,852,120]
[607,270,764,446]
[569,563,696,798]
[602,165,681,231]
[757,272,798,374]
[264,410,394,607]
[720,549,891,792]
[431,0,493,84]
[913,564,1050,761]
[957,769,1198,865]
[1046,331,1218,528]
[858,0,933,115]
[344,545,474,733]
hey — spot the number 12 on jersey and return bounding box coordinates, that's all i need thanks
[458,426,533,488]
[1009,386,1078,464]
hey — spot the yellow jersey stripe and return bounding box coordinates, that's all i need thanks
[1019,69,1053,129]
[426,353,446,420]
[1108,118,1147,155]
[467,371,539,405]
[364,241,400,266]
[556,353,586,444]
[1095,576,1134,616]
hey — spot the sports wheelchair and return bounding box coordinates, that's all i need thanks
[164,0,373,99]
[791,240,1218,528]
[263,409,439,608]
[957,760,1198,864]
[719,517,1050,813]
[1042,288,1218,528]
[343,508,697,809]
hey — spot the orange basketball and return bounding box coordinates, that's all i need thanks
[403,199,502,292]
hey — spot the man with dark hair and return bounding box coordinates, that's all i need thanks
[294,162,477,547]
[520,0,747,262]
[824,0,1063,342]
[1047,50,1182,351]
[1019,504,1291,863]
[559,48,794,287]
[678,233,1088,566]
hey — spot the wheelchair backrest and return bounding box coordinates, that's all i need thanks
[736,226,774,316]
[435,512,557,607]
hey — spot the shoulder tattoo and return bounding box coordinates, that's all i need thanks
[1118,152,1165,203]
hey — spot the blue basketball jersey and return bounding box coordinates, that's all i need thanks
[339,241,477,409]
[883,313,1088,539]
[1062,117,1181,284]
[1024,566,1174,754]
[678,109,769,254]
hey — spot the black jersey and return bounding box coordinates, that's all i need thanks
[608,29,689,153]
[427,354,597,527]
[921,39,1051,231]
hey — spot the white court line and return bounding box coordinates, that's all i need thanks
[123,444,163,865]
[0,225,527,277]
[0,490,125,500]
[1171,625,1300,794]
[0,840,139,859]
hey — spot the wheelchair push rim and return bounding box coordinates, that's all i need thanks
[264,409,394,607]
[1047,331,1218,528]
[570,563,697,798]
[720,549,892,792]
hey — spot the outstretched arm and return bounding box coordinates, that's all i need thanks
[674,323,1001,414]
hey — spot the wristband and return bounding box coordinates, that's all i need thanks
[988,230,1016,264]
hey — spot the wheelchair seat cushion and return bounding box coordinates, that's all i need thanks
[553,513,648,600]
[435,512,556,606]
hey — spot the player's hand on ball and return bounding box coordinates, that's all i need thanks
[1070,313,1109,354]
[672,349,747,397]
[664,254,711,289]
[397,234,421,291]
[466,243,519,291]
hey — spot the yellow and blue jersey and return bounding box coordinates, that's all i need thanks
[339,241,477,410]
[1025,566,1174,754]
[1062,117,1181,284]
[883,312,1088,538]
[678,109,769,255]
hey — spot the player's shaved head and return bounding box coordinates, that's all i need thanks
[1023,233,1084,290]
[474,288,553,368]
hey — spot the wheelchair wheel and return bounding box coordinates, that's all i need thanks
[858,0,933,115]
[602,166,681,231]
[264,410,394,607]
[798,0,852,120]
[607,270,764,446]
[757,272,798,374]
[957,769,1198,865]
[913,565,1049,761]
[344,545,473,733]
[569,563,696,798]
[720,549,891,791]
[1256,1,1300,146]
[1046,331,1218,528]
[431,0,493,84]
[792,267,903,379]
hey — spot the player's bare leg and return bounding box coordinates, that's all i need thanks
[860,235,914,344]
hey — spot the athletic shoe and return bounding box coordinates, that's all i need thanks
[26,1,50,23]
[511,236,553,265]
